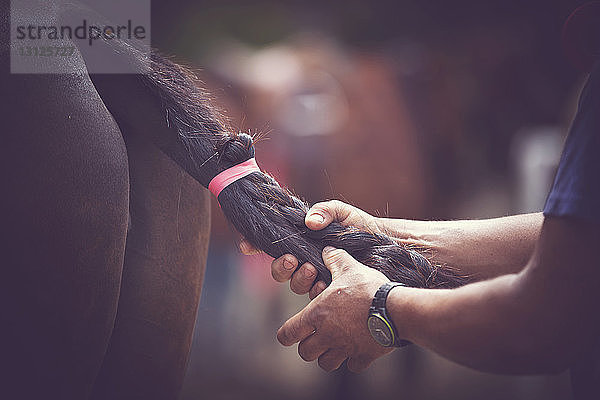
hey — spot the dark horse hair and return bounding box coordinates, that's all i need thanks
[94,33,467,288]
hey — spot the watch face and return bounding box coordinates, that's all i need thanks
[367,314,394,347]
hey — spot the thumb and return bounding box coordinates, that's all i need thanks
[305,200,349,230]
[322,246,359,280]
[305,206,331,230]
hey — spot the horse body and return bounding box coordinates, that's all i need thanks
[0,1,211,398]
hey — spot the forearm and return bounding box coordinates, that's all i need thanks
[377,213,543,280]
[384,216,600,375]
[387,269,568,374]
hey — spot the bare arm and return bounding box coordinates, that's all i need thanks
[387,216,600,374]
[242,201,544,296]
[379,212,544,281]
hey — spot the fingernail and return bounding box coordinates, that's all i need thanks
[283,259,296,270]
[304,267,315,278]
[308,213,325,224]
[323,246,335,254]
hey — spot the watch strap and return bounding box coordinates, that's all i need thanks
[370,282,410,347]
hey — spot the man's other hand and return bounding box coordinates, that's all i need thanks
[239,200,382,299]
[276,246,394,372]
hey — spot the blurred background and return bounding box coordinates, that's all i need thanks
[150,1,591,399]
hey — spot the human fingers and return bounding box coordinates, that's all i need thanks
[318,349,347,372]
[322,246,361,280]
[239,239,262,255]
[289,263,317,295]
[347,355,372,373]
[277,308,316,346]
[271,254,298,282]
[309,280,327,300]
[297,334,328,362]
[305,200,353,230]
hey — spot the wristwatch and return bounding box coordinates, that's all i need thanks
[367,282,410,347]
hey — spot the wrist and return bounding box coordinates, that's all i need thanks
[377,217,434,245]
[374,217,412,240]
[385,285,420,343]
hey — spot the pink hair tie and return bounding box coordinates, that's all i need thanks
[208,158,260,199]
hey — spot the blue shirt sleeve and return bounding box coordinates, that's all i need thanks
[544,61,600,222]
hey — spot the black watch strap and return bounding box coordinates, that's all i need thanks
[370,282,410,347]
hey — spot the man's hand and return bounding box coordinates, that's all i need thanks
[239,200,382,298]
[276,246,394,372]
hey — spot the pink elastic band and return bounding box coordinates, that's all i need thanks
[208,158,260,199]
